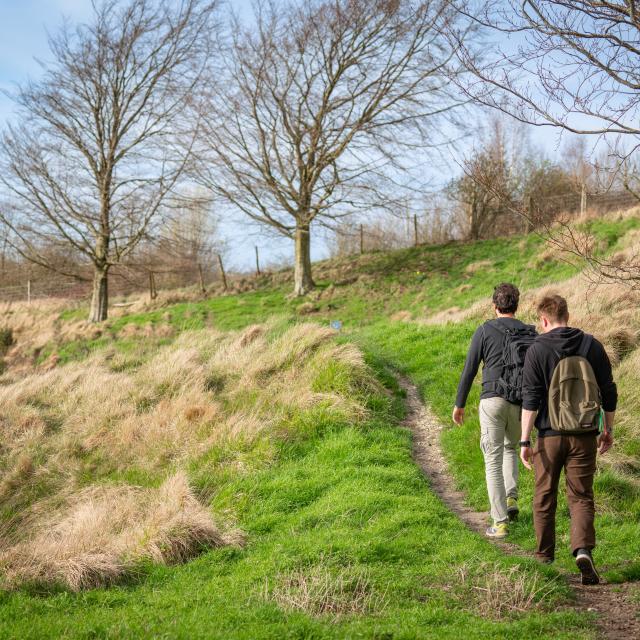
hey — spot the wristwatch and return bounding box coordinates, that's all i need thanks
[519,440,531,447]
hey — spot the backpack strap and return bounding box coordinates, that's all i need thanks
[482,320,506,382]
[577,333,593,359]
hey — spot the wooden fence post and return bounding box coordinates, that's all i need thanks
[27,280,31,304]
[217,254,228,292]
[198,264,206,294]
[580,183,587,217]
[359,224,364,254]
[526,194,534,233]
[255,246,261,276]
[413,214,419,247]
[149,272,157,301]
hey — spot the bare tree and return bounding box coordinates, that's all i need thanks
[455,1,640,190]
[451,1,640,283]
[0,0,218,321]
[194,0,472,296]
[448,118,527,239]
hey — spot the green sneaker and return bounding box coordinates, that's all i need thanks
[485,522,508,539]
[507,497,519,521]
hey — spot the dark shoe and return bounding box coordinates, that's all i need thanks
[536,555,554,565]
[506,497,519,521]
[576,548,600,585]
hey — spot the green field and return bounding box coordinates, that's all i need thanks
[1,215,639,639]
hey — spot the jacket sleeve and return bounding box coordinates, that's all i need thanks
[521,344,545,411]
[455,326,483,408]
[591,340,618,412]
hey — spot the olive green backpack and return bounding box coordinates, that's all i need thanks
[548,333,602,432]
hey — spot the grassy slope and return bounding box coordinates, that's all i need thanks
[44,227,587,364]
[356,321,640,583]
[2,216,639,638]
[0,356,587,640]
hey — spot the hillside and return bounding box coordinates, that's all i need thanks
[0,210,639,638]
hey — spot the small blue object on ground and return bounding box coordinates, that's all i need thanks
[330,320,343,331]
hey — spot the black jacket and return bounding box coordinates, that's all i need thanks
[521,327,618,436]
[455,317,533,408]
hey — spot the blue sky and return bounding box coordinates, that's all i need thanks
[0,1,587,271]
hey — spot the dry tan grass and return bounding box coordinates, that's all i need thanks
[0,322,376,590]
[454,562,558,620]
[464,259,494,274]
[390,310,413,322]
[422,271,640,364]
[606,348,640,477]
[0,473,242,591]
[264,563,388,619]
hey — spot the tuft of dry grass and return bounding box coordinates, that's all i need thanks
[390,310,413,322]
[464,259,494,275]
[263,563,388,619]
[454,562,559,620]
[0,473,242,591]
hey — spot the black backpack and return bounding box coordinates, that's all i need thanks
[484,320,537,405]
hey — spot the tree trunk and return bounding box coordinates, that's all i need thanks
[88,266,109,322]
[468,200,480,241]
[293,223,315,296]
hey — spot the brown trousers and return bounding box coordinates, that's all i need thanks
[533,434,598,561]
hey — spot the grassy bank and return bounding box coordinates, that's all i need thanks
[19,215,637,367]
[0,345,590,640]
[356,320,640,583]
[0,323,591,639]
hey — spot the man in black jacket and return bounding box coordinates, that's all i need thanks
[520,294,616,584]
[453,283,536,539]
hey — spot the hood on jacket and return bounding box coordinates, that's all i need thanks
[536,326,585,357]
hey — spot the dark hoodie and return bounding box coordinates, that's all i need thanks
[521,327,618,436]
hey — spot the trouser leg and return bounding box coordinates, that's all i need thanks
[533,436,564,561]
[564,435,598,555]
[503,402,520,500]
[479,398,508,524]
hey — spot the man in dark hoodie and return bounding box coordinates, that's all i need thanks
[520,294,616,585]
[453,283,537,539]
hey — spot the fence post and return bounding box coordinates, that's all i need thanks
[359,224,364,254]
[580,183,587,217]
[217,253,228,292]
[526,195,534,233]
[255,246,261,276]
[27,280,31,304]
[198,263,206,294]
[413,214,419,247]
[149,272,157,301]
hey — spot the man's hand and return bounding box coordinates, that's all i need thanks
[452,407,465,426]
[598,430,613,455]
[520,446,533,470]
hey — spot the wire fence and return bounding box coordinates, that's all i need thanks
[0,187,637,305]
[0,264,225,305]
[330,187,639,257]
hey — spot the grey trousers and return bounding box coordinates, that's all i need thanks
[479,397,521,524]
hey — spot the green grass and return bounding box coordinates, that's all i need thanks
[355,320,640,583]
[0,365,591,640]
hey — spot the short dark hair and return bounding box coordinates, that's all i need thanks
[537,294,569,323]
[492,283,520,314]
